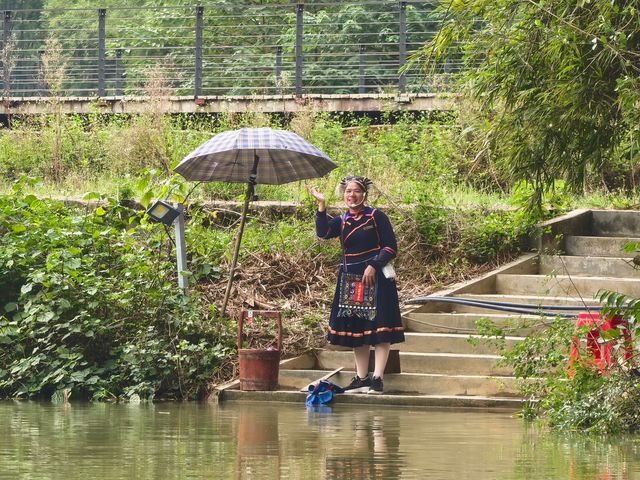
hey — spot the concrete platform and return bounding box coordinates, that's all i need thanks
[219,388,524,409]
[277,370,519,397]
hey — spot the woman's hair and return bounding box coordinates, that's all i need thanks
[335,175,374,196]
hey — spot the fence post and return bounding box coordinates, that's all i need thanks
[115,48,123,96]
[295,2,303,98]
[37,50,46,96]
[275,45,282,95]
[2,10,12,95]
[359,45,366,94]
[98,8,106,96]
[195,5,203,98]
[398,1,407,93]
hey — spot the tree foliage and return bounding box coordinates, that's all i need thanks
[416,0,640,211]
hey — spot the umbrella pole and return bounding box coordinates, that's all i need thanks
[221,186,251,317]
[221,154,259,317]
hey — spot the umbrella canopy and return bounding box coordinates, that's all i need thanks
[173,127,336,317]
[174,127,336,184]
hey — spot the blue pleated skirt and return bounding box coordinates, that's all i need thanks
[327,263,405,348]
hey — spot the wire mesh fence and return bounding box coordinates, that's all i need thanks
[1,1,459,98]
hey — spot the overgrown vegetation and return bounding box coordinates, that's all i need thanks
[477,284,640,434]
[0,106,638,402]
[0,166,539,401]
[0,178,236,401]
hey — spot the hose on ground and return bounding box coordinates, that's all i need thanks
[404,296,604,319]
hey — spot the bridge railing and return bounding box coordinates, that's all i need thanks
[1,1,459,99]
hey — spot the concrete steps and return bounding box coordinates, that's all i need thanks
[218,209,640,408]
[316,350,513,376]
[565,236,640,257]
[539,255,640,278]
[403,312,538,335]
[399,332,523,355]
[219,389,524,409]
[413,294,602,317]
[495,273,640,297]
[276,370,520,397]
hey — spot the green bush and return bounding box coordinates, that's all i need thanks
[0,178,234,401]
[477,289,640,434]
[414,182,537,264]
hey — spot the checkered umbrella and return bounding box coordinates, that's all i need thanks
[174,127,336,184]
[173,127,336,316]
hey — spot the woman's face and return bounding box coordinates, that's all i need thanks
[344,181,366,210]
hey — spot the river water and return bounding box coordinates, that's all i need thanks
[1,400,638,479]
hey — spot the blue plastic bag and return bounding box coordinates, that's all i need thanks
[305,380,345,406]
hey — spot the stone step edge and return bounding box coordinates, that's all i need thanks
[320,351,504,360]
[401,332,526,341]
[498,273,640,282]
[540,254,636,260]
[219,389,523,409]
[280,369,517,381]
[453,293,604,303]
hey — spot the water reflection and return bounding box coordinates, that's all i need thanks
[0,401,639,479]
[325,411,402,480]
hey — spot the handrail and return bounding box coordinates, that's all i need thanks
[0,2,456,99]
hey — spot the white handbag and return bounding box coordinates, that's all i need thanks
[382,262,396,279]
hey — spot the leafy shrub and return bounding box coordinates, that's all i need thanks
[414,183,537,264]
[477,289,640,433]
[0,178,234,401]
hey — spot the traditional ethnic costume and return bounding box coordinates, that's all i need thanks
[315,206,405,348]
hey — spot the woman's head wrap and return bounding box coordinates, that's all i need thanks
[335,176,374,196]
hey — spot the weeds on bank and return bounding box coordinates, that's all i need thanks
[476,286,640,434]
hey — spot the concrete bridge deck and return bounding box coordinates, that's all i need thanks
[0,93,453,115]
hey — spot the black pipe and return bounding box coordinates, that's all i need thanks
[406,296,603,311]
[404,296,605,319]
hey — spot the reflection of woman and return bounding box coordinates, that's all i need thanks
[307,176,405,394]
[324,411,401,480]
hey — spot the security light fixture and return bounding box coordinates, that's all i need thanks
[146,200,181,226]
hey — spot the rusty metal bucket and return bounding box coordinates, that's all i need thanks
[237,310,282,391]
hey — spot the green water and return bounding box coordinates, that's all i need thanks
[1,401,638,479]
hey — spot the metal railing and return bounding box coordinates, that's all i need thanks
[0,1,458,99]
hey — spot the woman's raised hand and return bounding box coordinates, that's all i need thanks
[306,185,325,204]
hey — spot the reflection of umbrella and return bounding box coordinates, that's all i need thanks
[174,127,336,316]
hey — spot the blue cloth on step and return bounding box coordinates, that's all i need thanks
[305,380,345,406]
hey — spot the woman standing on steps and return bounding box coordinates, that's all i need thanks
[307,176,405,394]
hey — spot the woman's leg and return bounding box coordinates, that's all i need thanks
[353,344,370,378]
[372,342,391,378]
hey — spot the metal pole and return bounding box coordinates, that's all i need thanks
[275,45,282,95]
[174,203,189,294]
[115,48,123,96]
[98,8,106,96]
[37,50,46,96]
[2,10,12,95]
[399,1,407,93]
[358,45,366,94]
[295,2,303,98]
[195,5,203,98]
